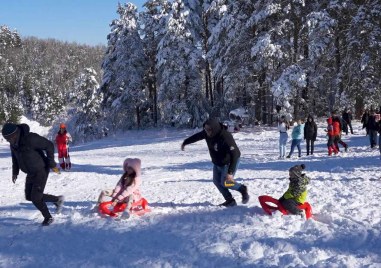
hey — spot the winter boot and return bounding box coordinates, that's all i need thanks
[66,162,71,170]
[238,185,250,204]
[42,217,54,226]
[60,163,66,170]
[219,198,237,207]
[54,195,65,214]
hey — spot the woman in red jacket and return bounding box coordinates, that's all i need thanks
[55,123,72,170]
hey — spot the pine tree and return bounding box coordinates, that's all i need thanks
[69,68,102,142]
[101,3,146,129]
[140,0,171,126]
[0,26,22,124]
[156,0,207,127]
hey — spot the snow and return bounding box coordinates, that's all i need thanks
[1,118,381,267]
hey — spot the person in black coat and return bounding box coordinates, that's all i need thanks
[361,109,370,135]
[342,109,354,135]
[181,118,249,207]
[304,115,318,156]
[366,111,379,148]
[1,123,64,226]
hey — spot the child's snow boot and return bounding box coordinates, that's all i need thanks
[60,163,66,170]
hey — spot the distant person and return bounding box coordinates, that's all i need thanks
[277,115,289,159]
[97,158,142,217]
[181,118,249,207]
[2,123,63,226]
[55,123,72,170]
[304,115,317,156]
[331,111,348,152]
[286,119,304,158]
[326,117,338,156]
[377,116,381,159]
[342,109,354,135]
[366,110,379,148]
[361,109,370,135]
[279,164,310,217]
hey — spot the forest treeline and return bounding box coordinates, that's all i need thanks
[0,0,380,141]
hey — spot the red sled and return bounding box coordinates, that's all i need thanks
[258,195,312,219]
[99,198,151,218]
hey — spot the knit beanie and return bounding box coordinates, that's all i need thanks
[2,123,18,137]
[289,164,306,178]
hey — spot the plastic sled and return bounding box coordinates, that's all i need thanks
[258,195,312,219]
[99,198,151,218]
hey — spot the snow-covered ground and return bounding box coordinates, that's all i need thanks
[0,119,380,267]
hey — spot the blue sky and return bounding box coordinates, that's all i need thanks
[0,0,145,46]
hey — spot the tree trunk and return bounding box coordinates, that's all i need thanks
[136,106,140,129]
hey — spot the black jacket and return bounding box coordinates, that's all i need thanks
[304,116,317,141]
[342,112,352,123]
[367,115,379,131]
[10,124,56,176]
[182,120,241,174]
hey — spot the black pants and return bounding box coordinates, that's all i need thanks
[306,139,315,155]
[279,196,302,215]
[346,122,353,134]
[25,168,58,219]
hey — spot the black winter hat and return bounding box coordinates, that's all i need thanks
[2,123,18,137]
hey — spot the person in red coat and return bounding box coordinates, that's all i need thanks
[55,123,72,170]
[326,117,338,156]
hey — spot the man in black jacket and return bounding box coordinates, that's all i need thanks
[2,123,64,226]
[181,118,249,207]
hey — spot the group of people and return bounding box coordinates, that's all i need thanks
[2,117,313,226]
[277,110,350,158]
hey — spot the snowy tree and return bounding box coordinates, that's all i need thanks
[271,64,307,115]
[140,0,171,126]
[0,26,22,124]
[101,3,146,129]
[344,0,381,113]
[68,68,102,142]
[156,0,207,127]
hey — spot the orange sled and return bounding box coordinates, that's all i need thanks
[258,195,312,219]
[99,198,151,218]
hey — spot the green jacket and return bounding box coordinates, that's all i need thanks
[283,174,310,204]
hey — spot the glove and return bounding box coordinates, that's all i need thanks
[52,167,61,174]
[12,175,17,184]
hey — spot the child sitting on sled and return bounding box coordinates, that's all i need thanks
[278,164,310,217]
[97,158,142,214]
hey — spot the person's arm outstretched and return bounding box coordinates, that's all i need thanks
[181,131,206,150]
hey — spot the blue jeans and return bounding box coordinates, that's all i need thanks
[369,130,378,148]
[288,139,302,157]
[279,132,288,157]
[212,159,241,201]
